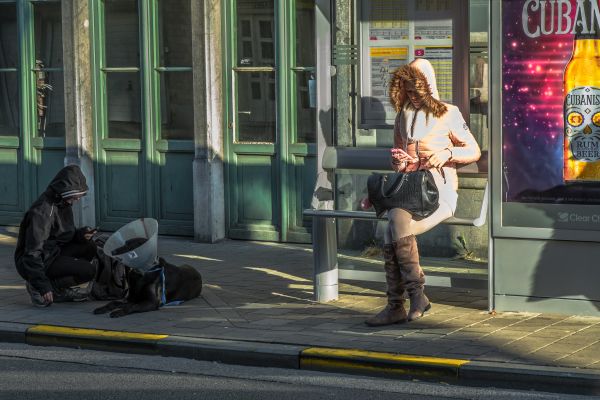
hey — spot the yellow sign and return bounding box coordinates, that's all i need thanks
[369,47,408,58]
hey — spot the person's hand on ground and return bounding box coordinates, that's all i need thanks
[42,291,53,305]
[82,226,98,241]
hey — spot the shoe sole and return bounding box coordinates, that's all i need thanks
[407,303,431,322]
[364,318,408,327]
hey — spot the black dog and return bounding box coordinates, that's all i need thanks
[93,257,202,318]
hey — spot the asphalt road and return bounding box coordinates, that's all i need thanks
[0,342,593,400]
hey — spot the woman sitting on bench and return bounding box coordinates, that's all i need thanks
[365,58,481,326]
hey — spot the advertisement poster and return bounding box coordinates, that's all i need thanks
[503,0,600,205]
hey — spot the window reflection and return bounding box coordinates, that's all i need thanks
[237,72,276,142]
[0,5,18,137]
[107,73,141,138]
[105,0,139,68]
[296,72,315,143]
[0,4,18,69]
[160,72,194,140]
[0,72,19,136]
[36,71,65,137]
[236,0,275,67]
[158,0,191,67]
[34,3,62,68]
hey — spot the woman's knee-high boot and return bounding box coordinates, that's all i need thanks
[394,235,431,321]
[365,244,407,326]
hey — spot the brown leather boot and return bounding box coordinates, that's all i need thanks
[393,235,431,322]
[365,244,407,327]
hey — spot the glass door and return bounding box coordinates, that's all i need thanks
[225,0,316,242]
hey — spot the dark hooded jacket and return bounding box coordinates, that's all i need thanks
[14,165,89,294]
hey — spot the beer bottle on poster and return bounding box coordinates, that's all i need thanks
[563,9,600,182]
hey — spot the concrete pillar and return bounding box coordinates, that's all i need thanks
[62,0,95,228]
[191,0,225,242]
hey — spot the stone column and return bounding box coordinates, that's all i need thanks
[191,0,225,242]
[62,0,95,227]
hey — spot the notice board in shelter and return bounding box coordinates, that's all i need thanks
[359,0,457,128]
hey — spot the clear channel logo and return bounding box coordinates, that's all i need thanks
[557,212,600,223]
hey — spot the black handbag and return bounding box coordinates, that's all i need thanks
[367,141,440,220]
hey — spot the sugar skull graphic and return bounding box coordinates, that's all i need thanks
[564,86,600,162]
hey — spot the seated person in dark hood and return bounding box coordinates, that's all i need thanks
[14,165,98,307]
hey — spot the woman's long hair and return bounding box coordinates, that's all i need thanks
[389,64,447,118]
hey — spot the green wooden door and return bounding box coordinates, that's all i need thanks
[91,0,194,236]
[0,0,66,225]
[225,0,316,243]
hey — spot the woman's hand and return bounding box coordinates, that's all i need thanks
[391,148,417,164]
[427,148,452,169]
[391,148,417,172]
[360,197,372,210]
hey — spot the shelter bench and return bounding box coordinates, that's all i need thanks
[303,147,489,303]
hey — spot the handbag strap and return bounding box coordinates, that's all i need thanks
[381,173,408,198]
[400,109,422,169]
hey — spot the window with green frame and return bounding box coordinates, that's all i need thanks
[95,0,193,141]
[157,0,193,140]
[0,0,64,138]
[0,2,19,137]
[33,1,65,137]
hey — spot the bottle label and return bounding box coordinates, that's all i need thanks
[565,86,600,162]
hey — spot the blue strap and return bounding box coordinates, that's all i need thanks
[159,267,184,307]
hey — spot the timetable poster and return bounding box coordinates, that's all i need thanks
[414,0,452,40]
[415,46,453,102]
[368,0,409,40]
[369,47,409,116]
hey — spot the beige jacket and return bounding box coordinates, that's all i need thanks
[393,59,481,191]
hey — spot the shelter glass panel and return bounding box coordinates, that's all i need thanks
[500,0,600,233]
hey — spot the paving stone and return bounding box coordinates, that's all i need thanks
[2,238,600,371]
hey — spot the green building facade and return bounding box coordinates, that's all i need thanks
[0,0,489,257]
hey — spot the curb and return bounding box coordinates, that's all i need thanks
[1,323,600,395]
[300,347,468,379]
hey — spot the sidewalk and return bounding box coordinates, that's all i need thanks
[1,229,600,393]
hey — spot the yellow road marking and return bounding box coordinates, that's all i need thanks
[301,347,469,368]
[28,325,168,341]
[301,358,453,378]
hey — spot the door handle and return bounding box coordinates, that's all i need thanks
[238,111,251,115]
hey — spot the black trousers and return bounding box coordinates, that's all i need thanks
[46,241,97,288]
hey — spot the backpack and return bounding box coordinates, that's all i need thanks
[89,234,129,300]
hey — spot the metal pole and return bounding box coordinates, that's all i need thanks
[313,217,338,302]
[313,0,338,302]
